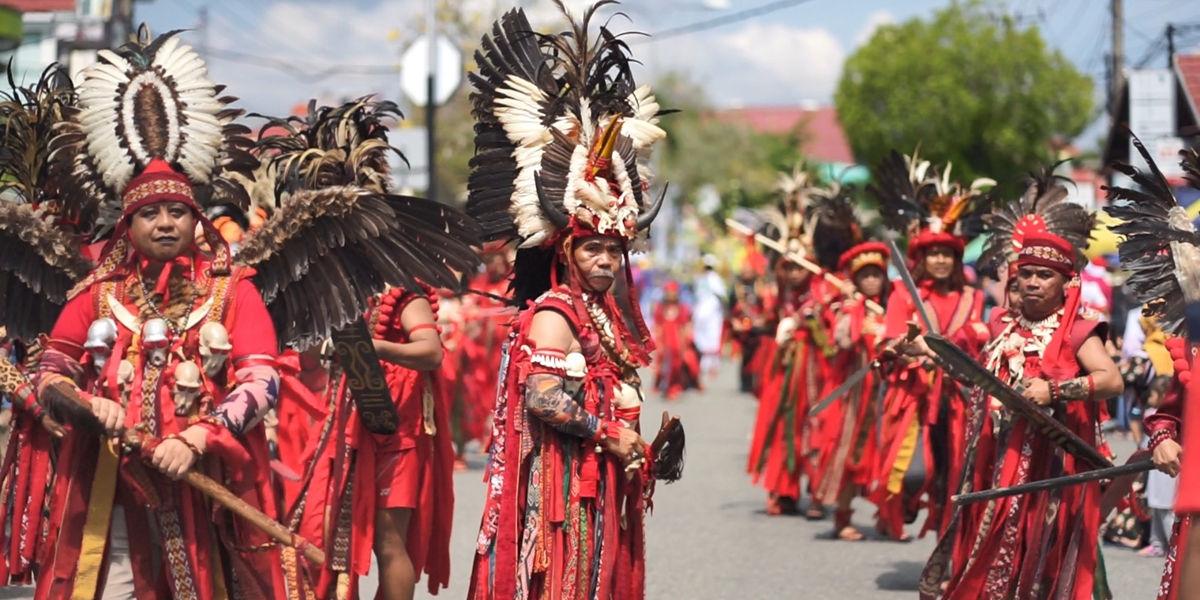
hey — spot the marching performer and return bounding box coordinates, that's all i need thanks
[814,218,890,540]
[653,280,702,400]
[457,242,514,463]
[1104,142,1200,599]
[920,166,1122,599]
[747,173,852,518]
[464,5,683,599]
[729,236,771,394]
[0,28,476,598]
[267,100,479,600]
[867,151,991,540]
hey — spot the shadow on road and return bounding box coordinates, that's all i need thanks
[875,561,924,591]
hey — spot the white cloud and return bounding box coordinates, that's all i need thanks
[854,9,895,46]
[649,21,845,106]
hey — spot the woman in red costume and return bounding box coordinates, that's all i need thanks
[748,174,851,518]
[730,236,771,394]
[464,6,681,598]
[295,283,456,600]
[867,151,991,541]
[814,241,890,540]
[457,242,514,463]
[653,280,702,400]
[920,172,1122,599]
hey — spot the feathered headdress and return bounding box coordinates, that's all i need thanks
[0,26,480,351]
[870,148,995,257]
[762,165,819,258]
[1105,136,1200,335]
[979,161,1094,276]
[467,2,668,302]
[0,68,93,340]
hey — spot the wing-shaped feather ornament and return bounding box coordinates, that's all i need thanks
[808,183,861,271]
[869,150,931,237]
[236,99,481,350]
[0,68,92,340]
[51,26,257,237]
[1105,136,1200,335]
[980,161,1093,274]
[467,2,667,249]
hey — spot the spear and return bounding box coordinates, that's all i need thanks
[952,459,1153,506]
[724,219,884,315]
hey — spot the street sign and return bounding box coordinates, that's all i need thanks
[400,34,462,107]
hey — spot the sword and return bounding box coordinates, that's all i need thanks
[1100,449,1152,517]
[953,458,1152,505]
[809,322,920,417]
[923,335,1113,470]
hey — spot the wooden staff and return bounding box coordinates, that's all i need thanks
[725,219,884,314]
[951,459,1154,506]
[36,377,326,565]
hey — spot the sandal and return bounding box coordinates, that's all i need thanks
[837,526,866,541]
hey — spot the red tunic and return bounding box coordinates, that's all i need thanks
[921,309,1106,600]
[468,286,649,600]
[0,345,54,585]
[295,286,454,598]
[1149,342,1197,599]
[457,274,511,446]
[35,263,289,599]
[652,302,701,400]
[813,291,886,507]
[747,276,839,501]
[869,282,985,539]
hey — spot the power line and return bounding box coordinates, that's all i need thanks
[636,0,818,43]
[206,47,396,82]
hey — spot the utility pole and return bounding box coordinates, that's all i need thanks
[426,0,438,204]
[1111,0,1123,117]
[198,4,209,61]
[1167,23,1176,68]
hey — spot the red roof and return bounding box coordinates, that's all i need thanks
[1177,54,1200,123]
[714,106,855,164]
[0,0,75,12]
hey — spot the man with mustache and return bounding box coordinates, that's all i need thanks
[920,172,1121,599]
[463,6,676,599]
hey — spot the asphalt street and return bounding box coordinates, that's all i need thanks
[406,362,1164,600]
[0,362,1165,599]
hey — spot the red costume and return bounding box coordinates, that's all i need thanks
[464,5,679,597]
[458,270,511,448]
[653,282,702,400]
[294,285,454,597]
[812,242,889,533]
[1148,337,1192,599]
[921,170,1109,598]
[866,151,992,540]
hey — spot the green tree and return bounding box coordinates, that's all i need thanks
[834,1,1093,190]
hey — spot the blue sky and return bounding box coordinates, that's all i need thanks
[133,0,1200,138]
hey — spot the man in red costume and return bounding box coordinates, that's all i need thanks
[920,230,1122,598]
[747,242,839,517]
[814,241,889,540]
[465,5,679,597]
[653,280,702,400]
[457,243,513,464]
[729,241,771,394]
[295,283,455,600]
[36,159,288,598]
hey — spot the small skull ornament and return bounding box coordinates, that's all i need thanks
[84,318,118,372]
[172,361,203,416]
[564,352,587,395]
[199,322,233,377]
[116,359,135,400]
[142,318,170,367]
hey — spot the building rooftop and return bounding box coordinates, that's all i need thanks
[714,105,855,165]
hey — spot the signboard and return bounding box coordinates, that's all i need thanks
[1127,69,1176,173]
[1154,136,1186,183]
[400,34,463,107]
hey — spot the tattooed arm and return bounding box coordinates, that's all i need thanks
[525,372,599,438]
[522,307,644,460]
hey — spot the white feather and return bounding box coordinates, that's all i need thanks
[96,49,131,73]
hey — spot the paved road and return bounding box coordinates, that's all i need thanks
[403,362,1164,599]
[0,362,1165,599]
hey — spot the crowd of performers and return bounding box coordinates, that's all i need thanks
[0,5,687,600]
[3,3,1200,600]
[734,141,1200,598]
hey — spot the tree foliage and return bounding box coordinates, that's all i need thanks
[834,1,1093,189]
